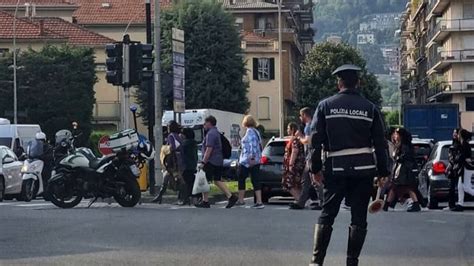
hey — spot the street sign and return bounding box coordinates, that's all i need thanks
[173,53,185,66]
[172,28,185,114]
[98,135,113,155]
[174,100,185,113]
[172,41,185,54]
[172,28,185,42]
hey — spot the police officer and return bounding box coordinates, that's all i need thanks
[309,64,389,266]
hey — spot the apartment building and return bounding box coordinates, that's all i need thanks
[224,0,314,133]
[400,0,474,130]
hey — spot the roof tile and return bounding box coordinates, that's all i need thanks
[0,10,65,40]
[73,0,173,25]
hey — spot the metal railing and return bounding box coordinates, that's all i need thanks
[93,101,120,121]
[428,49,474,69]
[427,80,474,98]
[428,18,474,42]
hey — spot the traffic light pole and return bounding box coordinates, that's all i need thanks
[122,35,131,129]
[153,0,164,189]
[145,0,156,194]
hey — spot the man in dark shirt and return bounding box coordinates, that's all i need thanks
[195,116,238,209]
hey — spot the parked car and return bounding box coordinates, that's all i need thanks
[223,149,240,180]
[0,146,24,201]
[259,137,290,202]
[418,140,474,209]
[412,138,434,175]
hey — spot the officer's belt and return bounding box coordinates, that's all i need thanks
[326,147,373,158]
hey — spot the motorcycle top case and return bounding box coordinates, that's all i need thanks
[109,129,139,152]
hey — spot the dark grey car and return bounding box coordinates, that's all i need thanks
[418,140,474,209]
[259,137,290,202]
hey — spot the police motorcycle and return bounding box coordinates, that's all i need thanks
[48,129,154,209]
[20,132,52,202]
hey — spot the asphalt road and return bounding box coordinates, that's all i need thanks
[1,198,474,266]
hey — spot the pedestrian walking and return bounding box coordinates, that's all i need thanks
[383,128,421,212]
[444,128,462,211]
[309,64,389,266]
[181,128,199,206]
[236,115,264,209]
[454,129,474,212]
[195,116,238,208]
[290,107,323,210]
[282,122,305,202]
[152,120,184,204]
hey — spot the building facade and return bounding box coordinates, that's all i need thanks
[401,0,474,130]
[224,0,314,133]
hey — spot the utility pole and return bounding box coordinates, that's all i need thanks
[277,0,284,138]
[145,0,156,194]
[153,0,164,189]
[12,0,21,124]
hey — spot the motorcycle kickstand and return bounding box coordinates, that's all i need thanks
[88,197,98,208]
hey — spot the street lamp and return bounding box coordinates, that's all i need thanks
[277,0,284,138]
[12,0,21,124]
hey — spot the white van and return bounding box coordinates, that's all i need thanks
[0,119,42,151]
[162,109,244,148]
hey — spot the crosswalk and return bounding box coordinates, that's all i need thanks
[2,198,473,214]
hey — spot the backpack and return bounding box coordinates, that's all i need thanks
[220,133,232,159]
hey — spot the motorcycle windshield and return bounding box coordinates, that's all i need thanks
[27,141,44,159]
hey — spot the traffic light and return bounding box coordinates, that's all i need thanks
[129,43,154,86]
[105,43,123,86]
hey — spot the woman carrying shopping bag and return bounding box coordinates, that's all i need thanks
[236,115,264,209]
[454,129,474,212]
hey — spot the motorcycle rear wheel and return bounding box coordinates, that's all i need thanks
[113,178,141,207]
[49,182,83,209]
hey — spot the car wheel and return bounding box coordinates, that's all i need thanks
[0,175,4,202]
[427,184,439,209]
[262,191,270,204]
[428,197,438,209]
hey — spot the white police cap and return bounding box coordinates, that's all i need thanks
[332,64,362,76]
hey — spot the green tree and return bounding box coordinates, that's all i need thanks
[298,42,383,109]
[137,0,249,124]
[0,46,96,141]
[359,44,387,74]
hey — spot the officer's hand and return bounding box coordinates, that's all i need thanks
[311,172,323,186]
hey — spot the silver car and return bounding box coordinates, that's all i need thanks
[0,146,23,201]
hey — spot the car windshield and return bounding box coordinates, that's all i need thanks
[439,144,474,161]
[263,141,286,157]
[413,143,431,159]
[27,140,44,159]
[0,137,12,147]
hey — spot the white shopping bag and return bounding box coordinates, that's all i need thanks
[193,169,210,194]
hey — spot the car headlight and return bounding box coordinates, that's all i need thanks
[21,164,28,173]
[230,161,237,167]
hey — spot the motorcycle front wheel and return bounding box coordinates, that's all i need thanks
[113,178,141,207]
[20,179,37,202]
[49,182,83,209]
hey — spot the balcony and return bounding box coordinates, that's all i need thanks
[253,28,304,55]
[427,80,474,101]
[427,18,474,46]
[427,49,474,74]
[426,0,450,20]
[93,101,120,122]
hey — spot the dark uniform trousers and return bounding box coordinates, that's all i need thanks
[319,174,373,229]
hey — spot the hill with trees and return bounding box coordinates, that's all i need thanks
[315,0,408,44]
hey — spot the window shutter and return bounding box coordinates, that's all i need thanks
[253,58,259,80]
[269,58,275,80]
